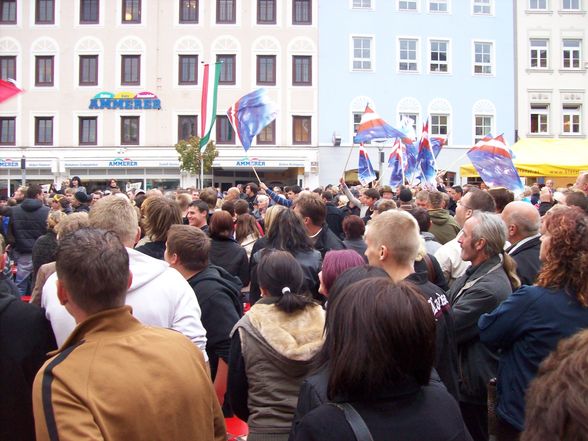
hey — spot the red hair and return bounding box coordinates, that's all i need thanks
[321,250,365,294]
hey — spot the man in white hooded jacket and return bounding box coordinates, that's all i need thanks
[42,196,207,359]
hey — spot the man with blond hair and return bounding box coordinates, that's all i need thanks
[41,196,207,358]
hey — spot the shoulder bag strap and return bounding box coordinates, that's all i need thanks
[329,403,375,441]
[423,253,436,284]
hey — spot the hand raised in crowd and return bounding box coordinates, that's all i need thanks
[259,182,268,191]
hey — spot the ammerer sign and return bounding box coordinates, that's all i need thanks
[89,91,161,110]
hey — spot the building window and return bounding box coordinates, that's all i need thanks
[399,0,417,10]
[216,115,235,144]
[35,56,54,87]
[529,0,547,9]
[0,0,17,23]
[121,55,140,85]
[257,55,276,86]
[530,104,549,134]
[121,116,139,145]
[399,113,418,134]
[530,38,548,68]
[293,116,311,144]
[562,0,580,10]
[178,115,197,142]
[257,0,276,23]
[429,0,448,12]
[179,0,198,23]
[353,112,362,136]
[352,37,372,71]
[80,0,99,23]
[473,0,492,14]
[352,0,372,8]
[293,0,311,24]
[562,105,581,134]
[79,117,97,145]
[35,117,53,145]
[0,56,16,81]
[36,0,55,24]
[399,39,418,72]
[431,114,448,137]
[430,40,448,72]
[474,42,492,74]
[293,56,311,85]
[0,117,15,145]
[79,55,98,86]
[256,120,275,144]
[217,0,236,23]
[475,115,493,142]
[179,55,198,85]
[562,39,581,69]
[217,54,236,85]
[122,0,141,23]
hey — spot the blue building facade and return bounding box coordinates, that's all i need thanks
[318,0,515,185]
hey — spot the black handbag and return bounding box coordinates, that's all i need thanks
[329,403,374,441]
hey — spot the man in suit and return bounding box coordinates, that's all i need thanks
[501,201,542,286]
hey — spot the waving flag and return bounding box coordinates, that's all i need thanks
[399,115,417,143]
[358,148,377,186]
[354,104,411,144]
[417,119,438,188]
[0,79,23,103]
[388,139,406,190]
[467,134,524,194]
[227,88,278,152]
[200,63,221,152]
[430,136,446,158]
[404,141,420,184]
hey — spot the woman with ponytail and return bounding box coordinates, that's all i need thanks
[228,250,325,441]
[480,205,588,440]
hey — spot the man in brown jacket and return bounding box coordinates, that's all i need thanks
[32,228,225,441]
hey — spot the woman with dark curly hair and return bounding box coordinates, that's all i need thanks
[479,205,588,440]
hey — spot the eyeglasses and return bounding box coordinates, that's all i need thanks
[457,200,472,210]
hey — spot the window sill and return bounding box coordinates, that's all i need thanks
[558,69,586,74]
[557,9,586,15]
[559,133,586,138]
[526,133,553,138]
[525,10,552,14]
[526,68,553,74]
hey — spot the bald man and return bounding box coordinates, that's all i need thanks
[575,172,588,195]
[502,201,542,285]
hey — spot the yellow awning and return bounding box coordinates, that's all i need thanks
[460,138,588,178]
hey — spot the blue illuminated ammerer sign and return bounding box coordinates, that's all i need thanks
[89,91,161,110]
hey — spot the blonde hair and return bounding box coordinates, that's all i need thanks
[263,204,287,235]
[47,210,66,231]
[368,210,420,265]
[89,196,138,245]
[55,212,90,238]
[175,193,192,211]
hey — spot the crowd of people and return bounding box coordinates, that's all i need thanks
[1,171,587,441]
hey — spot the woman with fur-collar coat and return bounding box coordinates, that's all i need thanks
[228,251,325,441]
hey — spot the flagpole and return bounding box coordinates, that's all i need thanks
[400,140,406,186]
[200,157,204,188]
[342,145,355,178]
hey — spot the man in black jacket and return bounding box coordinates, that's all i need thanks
[293,192,345,258]
[365,209,459,400]
[8,184,50,295]
[321,191,344,239]
[502,201,541,286]
[164,224,242,381]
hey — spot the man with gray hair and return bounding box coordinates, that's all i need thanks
[575,171,588,194]
[448,211,518,441]
[41,196,207,358]
[501,201,541,285]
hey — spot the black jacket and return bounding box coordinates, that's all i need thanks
[324,203,345,240]
[135,240,166,260]
[506,236,541,286]
[187,265,242,380]
[209,235,250,287]
[312,224,346,258]
[8,199,50,253]
[31,230,58,287]
[0,285,56,441]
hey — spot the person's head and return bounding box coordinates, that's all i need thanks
[536,206,588,305]
[427,191,445,210]
[263,204,286,235]
[26,184,43,200]
[545,179,554,189]
[51,194,64,210]
[415,190,429,209]
[221,200,236,218]
[487,187,515,214]
[326,265,389,307]
[324,278,435,401]
[186,200,208,228]
[245,182,259,197]
[74,191,92,207]
[319,250,365,296]
[564,191,588,213]
[56,229,130,317]
[234,199,249,216]
[89,195,139,247]
[365,210,420,276]
[294,192,326,228]
[47,210,66,232]
[209,210,234,238]
[165,224,210,273]
[360,188,380,208]
[198,187,217,210]
[109,178,118,189]
[447,185,463,202]
[408,207,432,233]
[286,185,302,200]
[574,172,588,194]
[398,188,413,204]
[266,208,313,253]
[373,199,397,216]
[70,176,82,188]
[522,329,588,441]
[175,193,192,212]
[256,194,269,212]
[342,215,365,240]
[256,250,315,313]
[235,213,261,243]
[455,188,497,227]
[55,212,90,239]
[225,187,241,202]
[501,201,541,244]
[380,185,394,200]
[140,196,182,242]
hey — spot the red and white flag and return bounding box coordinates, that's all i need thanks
[0,79,23,103]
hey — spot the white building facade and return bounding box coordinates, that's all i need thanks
[0,0,319,195]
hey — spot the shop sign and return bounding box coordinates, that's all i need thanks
[89,91,161,110]
[235,157,266,167]
[109,157,139,167]
[0,158,19,168]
